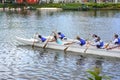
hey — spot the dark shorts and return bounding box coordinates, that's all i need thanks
[96,45,101,48]
[80,43,85,46]
[115,42,120,45]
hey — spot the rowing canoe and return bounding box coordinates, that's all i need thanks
[16,36,120,58]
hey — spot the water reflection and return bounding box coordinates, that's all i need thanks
[76,55,86,65]
[95,58,103,68]
[0,44,120,80]
[94,58,103,74]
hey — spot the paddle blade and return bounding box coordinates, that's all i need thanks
[84,48,88,53]
[43,43,47,49]
[32,45,34,49]
[104,44,109,49]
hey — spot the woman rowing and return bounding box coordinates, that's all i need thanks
[52,31,64,45]
[58,32,67,40]
[76,36,86,46]
[92,34,98,43]
[52,31,73,45]
[91,36,104,49]
[112,34,120,45]
[106,34,120,50]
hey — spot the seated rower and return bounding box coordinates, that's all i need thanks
[52,31,73,45]
[52,31,63,45]
[92,34,98,43]
[91,36,104,49]
[58,32,67,40]
[76,36,86,46]
[112,34,120,45]
[106,34,120,50]
[38,35,47,42]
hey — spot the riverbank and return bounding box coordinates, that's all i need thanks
[37,8,62,11]
[0,3,120,11]
[25,3,120,11]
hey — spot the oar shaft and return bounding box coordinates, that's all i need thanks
[64,40,76,52]
[107,45,120,50]
[104,41,112,49]
[84,41,90,53]
[32,32,38,49]
[43,32,53,49]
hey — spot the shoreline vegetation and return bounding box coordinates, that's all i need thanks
[0,3,120,11]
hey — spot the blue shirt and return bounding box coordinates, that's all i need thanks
[99,41,104,47]
[115,38,120,45]
[40,37,46,42]
[79,39,86,46]
[59,33,65,39]
[95,40,104,48]
[118,38,120,44]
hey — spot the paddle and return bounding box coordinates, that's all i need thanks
[106,45,120,50]
[32,32,38,49]
[104,41,112,49]
[43,32,53,49]
[83,33,92,53]
[64,39,76,52]
[64,46,70,52]
[84,41,90,53]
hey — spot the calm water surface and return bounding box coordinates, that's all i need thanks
[0,9,120,80]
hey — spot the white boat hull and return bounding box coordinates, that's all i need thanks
[16,36,120,58]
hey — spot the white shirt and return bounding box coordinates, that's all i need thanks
[112,38,118,44]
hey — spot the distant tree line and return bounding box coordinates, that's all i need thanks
[0,0,120,4]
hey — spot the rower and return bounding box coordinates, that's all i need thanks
[106,34,120,50]
[76,36,86,46]
[92,34,98,43]
[51,31,64,45]
[112,34,120,45]
[38,35,47,42]
[58,32,67,40]
[91,36,104,49]
[52,31,73,45]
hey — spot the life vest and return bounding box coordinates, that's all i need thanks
[114,38,120,45]
[96,40,104,48]
[59,33,65,39]
[79,39,86,46]
[40,37,46,42]
[100,41,104,47]
[117,38,120,44]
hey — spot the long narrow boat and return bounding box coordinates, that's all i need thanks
[16,36,120,58]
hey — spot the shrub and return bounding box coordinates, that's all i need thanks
[87,67,111,80]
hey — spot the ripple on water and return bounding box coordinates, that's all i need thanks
[0,35,120,80]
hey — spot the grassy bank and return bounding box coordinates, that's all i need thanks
[0,3,120,10]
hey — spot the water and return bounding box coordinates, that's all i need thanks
[0,9,120,80]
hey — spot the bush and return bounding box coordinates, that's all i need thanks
[87,67,111,80]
